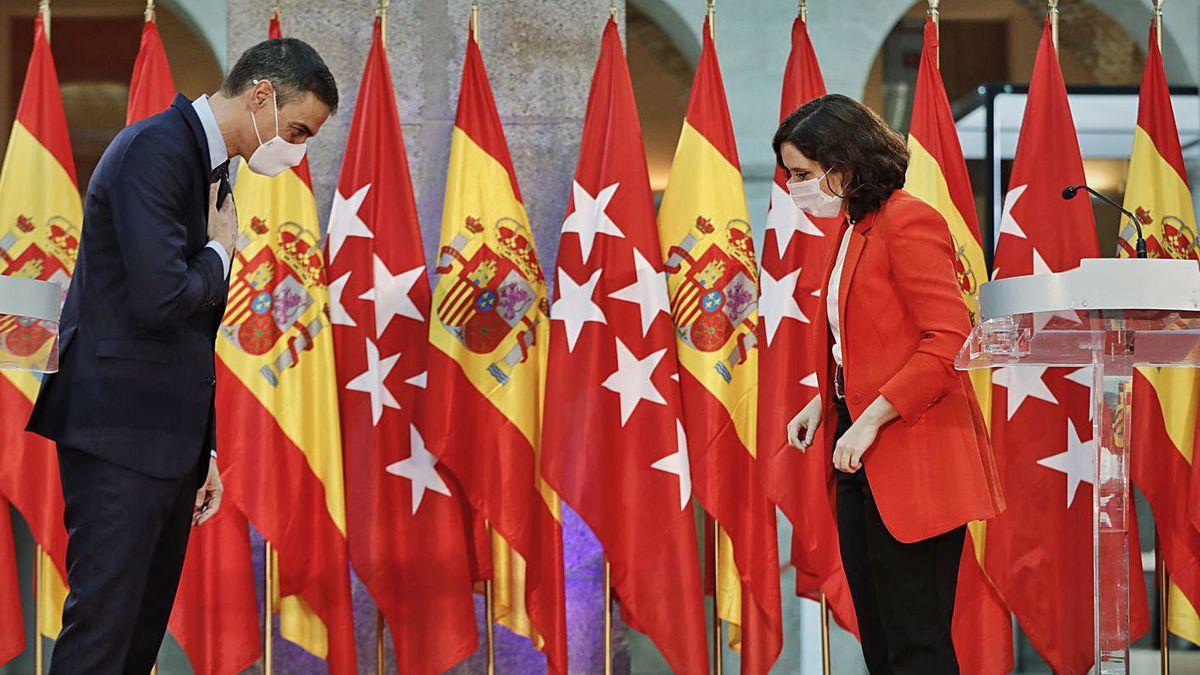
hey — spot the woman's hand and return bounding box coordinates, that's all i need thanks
[787,395,823,452]
[832,395,899,473]
[832,417,881,473]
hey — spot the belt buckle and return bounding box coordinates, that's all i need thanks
[834,364,845,401]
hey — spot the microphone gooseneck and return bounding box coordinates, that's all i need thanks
[1062,184,1148,259]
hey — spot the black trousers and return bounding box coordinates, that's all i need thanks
[833,399,966,675]
[50,445,204,675]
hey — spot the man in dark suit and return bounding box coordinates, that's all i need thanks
[27,37,337,674]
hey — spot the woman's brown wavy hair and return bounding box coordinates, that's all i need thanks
[772,94,908,223]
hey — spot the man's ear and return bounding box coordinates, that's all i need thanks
[250,79,274,109]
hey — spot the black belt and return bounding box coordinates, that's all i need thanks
[834,364,845,401]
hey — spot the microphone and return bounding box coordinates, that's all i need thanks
[1062,184,1147,258]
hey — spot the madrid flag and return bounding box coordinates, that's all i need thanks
[541,18,707,674]
[0,11,77,657]
[424,23,567,674]
[904,18,1012,674]
[753,14,857,636]
[658,15,782,673]
[1125,23,1200,646]
[984,20,1148,674]
[329,16,477,673]
[215,12,357,674]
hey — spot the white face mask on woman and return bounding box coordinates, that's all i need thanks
[246,80,307,177]
[788,171,844,218]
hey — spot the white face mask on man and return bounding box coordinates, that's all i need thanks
[788,171,844,218]
[246,80,307,177]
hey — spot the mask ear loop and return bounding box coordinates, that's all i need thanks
[250,79,279,145]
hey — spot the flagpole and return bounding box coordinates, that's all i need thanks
[484,520,496,675]
[264,541,274,675]
[928,0,940,67]
[377,0,390,41]
[144,0,154,21]
[706,0,715,40]
[33,545,43,674]
[1156,534,1170,674]
[485,577,496,675]
[604,560,613,675]
[1154,0,1164,49]
[1048,0,1059,52]
[370,609,384,674]
[820,593,831,675]
[471,0,480,41]
[798,0,807,24]
[38,0,50,41]
[712,525,723,675]
[610,0,617,20]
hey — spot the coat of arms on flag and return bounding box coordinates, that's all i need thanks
[664,215,758,381]
[433,216,548,384]
[221,216,327,385]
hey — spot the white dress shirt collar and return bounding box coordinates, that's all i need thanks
[191,94,229,172]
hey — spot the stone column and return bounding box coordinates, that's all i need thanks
[225,1,624,672]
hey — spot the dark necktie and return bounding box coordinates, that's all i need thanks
[210,160,229,184]
[211,161,231,210]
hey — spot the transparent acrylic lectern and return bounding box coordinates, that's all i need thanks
[0,275,61,373]
[956,257,1200,674]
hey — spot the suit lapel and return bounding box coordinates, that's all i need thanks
[836,210,881,366]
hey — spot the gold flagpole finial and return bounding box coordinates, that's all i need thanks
[1154,0,1165,50]
[471,0,480,40]
[377,0,390,42]
[144,0,155,22]
[929,0,940,67]
[38,0,50,41]
[272,0,281,21]
[610,0,617,20]
[1048,0,1059,52]
[799,0,808,24]
[706,0,715,40]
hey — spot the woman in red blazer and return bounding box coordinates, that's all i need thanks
[776,94,1004,674]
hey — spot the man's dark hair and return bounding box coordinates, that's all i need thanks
[772,94,908,222]
[221,38,338,113]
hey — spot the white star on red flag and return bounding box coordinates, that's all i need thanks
[608,248,671,338]
[359,254,424,337]
[650,420,692,510]
[344,337,401,425]
[326,183,374,263]
[997,184,1029,241]
[562,181,625,263]
[551,267,607,352]
[386,425,452,514]
[992,366,1059,420]
[1036,421,1095,508]
[601,338,667,426]
[758,266,806,346]
[327,271,357,328]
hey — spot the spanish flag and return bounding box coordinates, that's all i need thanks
[658,14,782,673]
[1125,23,1200,646]
[427,22,566,672]
[214,11,356,673]
[0,9,77,654]
[904,18,1012,674]
[424,23,567,673]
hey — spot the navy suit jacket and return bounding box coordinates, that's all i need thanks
[28,94,229,479]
